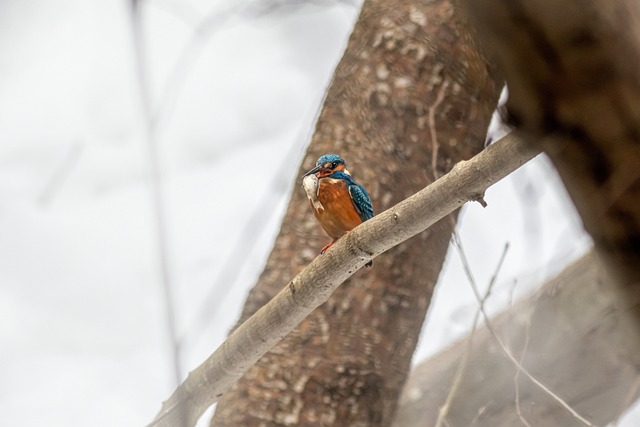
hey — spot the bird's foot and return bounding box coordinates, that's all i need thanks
[320,239,337,254]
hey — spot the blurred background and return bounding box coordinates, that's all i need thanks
[1,0,618,425]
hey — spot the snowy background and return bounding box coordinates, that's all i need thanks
[2,0,633,426]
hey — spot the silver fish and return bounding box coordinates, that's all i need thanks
[302,173,324,212]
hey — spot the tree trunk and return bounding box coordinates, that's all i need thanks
[210,0,499,425]
[393,251,640,427]
[458,0,640,316]
[148,134,539,427]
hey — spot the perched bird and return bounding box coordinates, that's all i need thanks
[302,154,374,263]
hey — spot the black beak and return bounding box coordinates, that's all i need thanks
[303,165,324,177]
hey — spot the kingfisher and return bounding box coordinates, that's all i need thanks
[302,154,374,263]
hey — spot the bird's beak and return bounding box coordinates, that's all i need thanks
[303,165,324,177]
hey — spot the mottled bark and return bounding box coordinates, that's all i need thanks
[459,1,640,302]
[210,0,499,425]
[149,133,538,427]
[393,251,640,427]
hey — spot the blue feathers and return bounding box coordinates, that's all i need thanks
[330,170,374,222]
[305,154,373,263]
[316,153,344,166]
[308,154,374,223]
[348,183,374,222]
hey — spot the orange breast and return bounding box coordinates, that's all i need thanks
[313,178,363,239]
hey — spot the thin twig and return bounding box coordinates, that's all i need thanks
[131,1,185,426]
[470,403,492,427]
[434,310,481,427]
[242,0,360,17]
[429,78,450,181]
[148,0,202,28]
[452,232,598,427]
[434,241,510,427]
[507,278,519,308]
[177,131,302,350]
[514,322,533,427]
[38,140,84,206]
[150,1,248,130]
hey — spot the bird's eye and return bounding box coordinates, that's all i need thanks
[332,161,338,168]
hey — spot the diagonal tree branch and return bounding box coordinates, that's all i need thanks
[147,132,540,427]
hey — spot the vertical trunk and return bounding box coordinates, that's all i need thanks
[211,0,499,425]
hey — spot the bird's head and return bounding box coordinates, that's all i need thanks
[303,154,349,179]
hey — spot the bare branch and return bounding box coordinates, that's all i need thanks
[393,251,640,427]
[458,0,640,288]
[178,134,301,350]
[434,242,509,427]
[147,132,540,427]
[210,0,501,422]
[150,1,248,130]
[147,0,202,28]
[130,2,184,425]
[150,0,358,131]
[514,324,532,427]
[453,232,597,427]
[38,140,84,206]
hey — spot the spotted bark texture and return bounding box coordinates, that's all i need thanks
[210,0,499,425]
[459,0,640,288]
[393,251,640,427]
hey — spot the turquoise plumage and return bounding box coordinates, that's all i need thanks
[302,154,374,265]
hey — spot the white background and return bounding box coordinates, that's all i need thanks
[1,0,632,426]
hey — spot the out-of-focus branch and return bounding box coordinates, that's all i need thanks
[393,251,640,427]
[130,1,184,425]
[451,8,640,422]
[38,141,84,206]
[147,132,540,427]
[149,0,360,130]
[149,1,248,129]
[434,242,509,427]
[177,130,301,350]
[241,0,361,17]
[453,233,595,426]
[458,0,640,295]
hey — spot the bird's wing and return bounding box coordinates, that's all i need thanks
[348,182,374,222]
